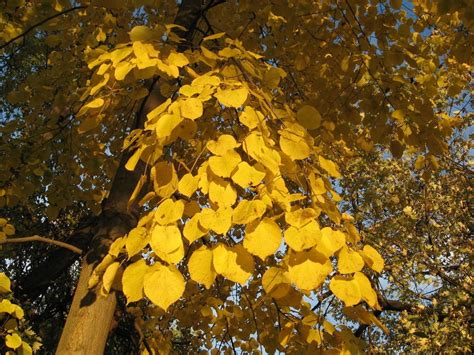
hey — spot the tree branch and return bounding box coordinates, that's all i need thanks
[0,6,87,50]
[1,235,82,254]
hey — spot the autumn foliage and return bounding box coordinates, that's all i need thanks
[0,0,472,353]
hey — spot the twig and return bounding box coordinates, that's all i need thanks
[225,318,237,354]
[243,293,263,354]
[1,235,82,254]
[272,299,282,331]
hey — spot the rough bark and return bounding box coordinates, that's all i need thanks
[55,1,217,353]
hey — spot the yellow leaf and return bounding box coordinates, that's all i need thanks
[316,228,346,257]
[125,227,149,258]
[157,59,179,77]
[218,47,241,58]
[150,225,184,264]
[296,105,321,129]
[84,98,104,109]
[168,52,189,67]
[391,109,405,122]
[262,267,291,299]
[414,155,426,170]
[122,259,149,303]
[102,262,121,294]
[212,244,254,284]
[21,341,33,355]
[3,224,15,236]
[279,124,311,160]
[0,299,24,319]
[206,134,240,156]
[201,45,219,60]
[264,67,282,89]
[183,213,208,243]
[128,174,147,208]
[345,223,361,243]
[90,73,110,96]
[188,246,216,289]
[147,98,171,122]
[243,131,281,172]
[341,55,350,72]
[280,135,310,161]
[232,199,266,225]
[208,177,237,207]
[178,173,198,197]
[129,25,158,42]
[179,84,201,97]
[338,247,364,274]
[279,322,295,347]
[287,250,332,290]
[143,264,185,311]
[109,236,126,258]
[132,41,149,61]
[360,245,384,273]
[192,74,221,88]
[284,221,321,251]
[125,147,144,171]
[231,161,266,188]
[309,174,326,195]
[239,106,263,130]
[115,60,134,80]
[329,275,362,307]
[208,150,241,178]
[154,199,184,225]
[77,98,105,117]
[155,113,183,138]
[305,328,323,345]
[199,207,232,235]
[173,118,197,140]
[5,333,22,350]
[214,87,249,108]
[151,161,178,198]
[285,208,318,228]
[203,32,226,41]
[353,272,380,309]
[180,97,203,119]
[243,218,282,260]
[0,272,11,293]
[318,155,341,178]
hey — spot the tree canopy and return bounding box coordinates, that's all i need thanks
[0,0,472,353]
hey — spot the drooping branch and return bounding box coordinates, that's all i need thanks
[1,235,82,254]
[0,6,87,50]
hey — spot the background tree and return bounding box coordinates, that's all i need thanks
[0,0,471,353]
[337,124,472,352]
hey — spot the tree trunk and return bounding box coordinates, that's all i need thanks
[55,1,211,353]
[55,262,117,354]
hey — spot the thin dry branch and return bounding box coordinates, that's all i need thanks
[1,235,82,254]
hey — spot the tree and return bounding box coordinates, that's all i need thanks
[0,0,471,353]
[337,127,472,352]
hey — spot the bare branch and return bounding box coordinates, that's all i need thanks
[1,235,83,254]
